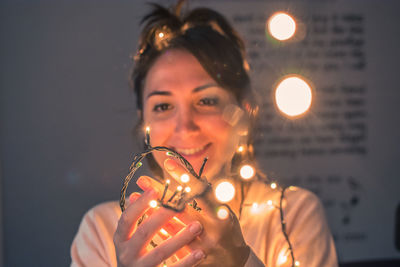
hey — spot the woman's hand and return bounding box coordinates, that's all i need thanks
[113,188,206,267]
[136,159,250,267]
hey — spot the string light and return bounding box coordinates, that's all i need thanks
[149,200,158,208]
[120,126,298,267]
[275,75,312,117]
[267,12,296,41]
[239,164,255,180]
[271,182,277,189]
[214,181,235,203]
[180,173,190,183]
[217,206,230,220]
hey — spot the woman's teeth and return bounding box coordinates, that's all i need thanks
[176,145,206,155]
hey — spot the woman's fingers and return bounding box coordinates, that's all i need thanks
[114,189,158,243]
[140,221,204,266]
[128,206,177,252]
[170,250,206,267]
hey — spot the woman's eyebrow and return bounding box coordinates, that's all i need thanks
[146,90,171,99]
[193,83,219,93]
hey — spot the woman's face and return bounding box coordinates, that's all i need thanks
[142,49,240,180]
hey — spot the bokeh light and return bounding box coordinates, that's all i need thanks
[149,200,158,208]
[180,173,190,183]
[217,206,230,220]
[239,164,255,180]
[267,12,296,41]
[275,76,312,117]
[215,181,235,203]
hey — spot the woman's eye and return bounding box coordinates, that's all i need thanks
[153,103,172,112]
[199,97,219,106]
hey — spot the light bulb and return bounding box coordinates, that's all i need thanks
[215,181,235,203]
[149,200,158,208]
[217,206,229,220]
[267,12,296,41]
[271,182,277,189]
[240,164,255,180]
[180,173,190,183]
[275,76,312,117]
[184,186,191,193]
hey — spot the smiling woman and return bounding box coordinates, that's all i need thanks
[70,1,338,267]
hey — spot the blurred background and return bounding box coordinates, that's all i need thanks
[1,0,399,266]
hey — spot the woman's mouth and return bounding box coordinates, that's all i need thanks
[174,143,212,158]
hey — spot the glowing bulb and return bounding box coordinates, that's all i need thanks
[145,126,150,133]
[180,173,190,183]
[149,200,158,208]
[215,181,235,203]
[251,203,259,213]
[166,179,170,184]
[267,12,296,41]
[160,228,168,236]
[158,32,164,38]
[275,76,312,117]
[217,206,229,220]
[184,186,191,193]
[177,185,183,191]
[267,200,273,206]
[239,164,255,180]
[237,146,244,152]
[271,182,277,189]
[277,252,288,265]
[295,261,300,266]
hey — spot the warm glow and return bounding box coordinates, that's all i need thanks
[145,126,150,133]
[251,203,259,214]
[149,200,158,208]
[275,76,312,117]
[295,261,300,266]
[158,32,164,38]
[277,250,288,265]
[166,179,170,184]
[268,12,296,41]
[184,186,191,193]
[267,200,273,206]
[215,181,235,203]
[180,173,190,183]
[177,185,183,191]
[217,206,229,220]
[160,228,168,236]
[240,164,255,180]
[271,182,277,189]
[237,146,244,152]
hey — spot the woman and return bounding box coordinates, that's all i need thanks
[71,2,338,266]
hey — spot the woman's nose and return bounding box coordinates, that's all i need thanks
[174,108,200,136]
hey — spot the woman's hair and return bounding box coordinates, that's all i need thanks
[131,1,259,178]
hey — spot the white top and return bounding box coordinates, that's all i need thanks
[71,182,338,267]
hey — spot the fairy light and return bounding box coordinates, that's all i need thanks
[159,228,168,236]
[239,164,255,180]
[217,206,230,220]
[149,200,158,208]
[267,12,296,41]
[275,76,312,117]
[158,32,165,38]
[180,173,190,183]
[271,182,277,189]
[121,126,298,266]
[214,181,235,203]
